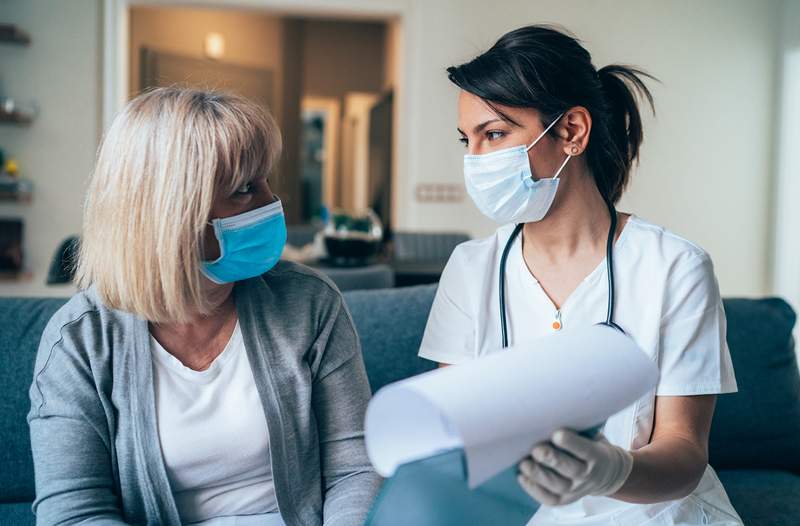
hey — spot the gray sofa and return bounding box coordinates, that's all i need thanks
[1,285,799,525]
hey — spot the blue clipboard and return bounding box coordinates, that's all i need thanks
[365,423,605,526]
[365,447,538,526]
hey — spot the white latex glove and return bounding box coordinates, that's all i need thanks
[517,428,634,506]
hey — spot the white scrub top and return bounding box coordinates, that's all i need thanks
[418,215,742,526]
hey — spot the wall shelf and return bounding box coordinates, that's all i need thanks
[0,108,33,125]
[0,179,33,202]
[0,24,31,45]
[0,192,32,203]
[0,271,32,283]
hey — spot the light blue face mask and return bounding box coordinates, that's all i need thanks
[463,113,572,224]
[201,199,287,284]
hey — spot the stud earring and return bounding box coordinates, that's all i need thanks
[570,144,580,155]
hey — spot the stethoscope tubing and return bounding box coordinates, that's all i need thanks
[499,201,620,348]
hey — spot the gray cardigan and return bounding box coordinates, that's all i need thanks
[27,261,382,526]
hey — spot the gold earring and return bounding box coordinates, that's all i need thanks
[570,144,580,155]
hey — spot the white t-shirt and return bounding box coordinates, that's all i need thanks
[150,321,284,526]
[419,215,742,525]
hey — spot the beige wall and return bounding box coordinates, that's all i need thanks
[0,0,793,301]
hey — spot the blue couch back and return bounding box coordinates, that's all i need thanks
[1,286,798,505]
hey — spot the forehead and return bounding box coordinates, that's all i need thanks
[457,90,539,131]
[457,91,497,122]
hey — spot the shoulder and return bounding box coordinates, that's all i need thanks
[623,215,713,274]
[31,289,121,416]
[38,288,122,355]
[446,223,517,270]
[262,260,343,305]
[623,216,720,317]
[434,224,517,310]
[242,261,348,334]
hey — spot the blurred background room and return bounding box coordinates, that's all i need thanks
[0,0,798,320]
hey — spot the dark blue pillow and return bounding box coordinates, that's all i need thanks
[710,298,799,472]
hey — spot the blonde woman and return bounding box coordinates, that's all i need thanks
[28,88,380,526]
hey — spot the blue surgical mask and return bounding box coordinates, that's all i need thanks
[201,199,287,284]
[463,113,571,224]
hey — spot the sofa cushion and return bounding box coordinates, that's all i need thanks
[718,469,800,526]
[343,285,438,393]
[345,289,800,472]
[4,290,799,509]
[0,298,67,503]
[0,502,35,526]
[711,298,800,472]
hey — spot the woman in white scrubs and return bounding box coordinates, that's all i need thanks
[418,25,743,525]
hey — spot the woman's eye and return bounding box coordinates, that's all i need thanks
[458,136,469,147]
[234,182,254,195]
[487,130,505,141]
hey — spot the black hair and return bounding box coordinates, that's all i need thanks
[447,24,655,204]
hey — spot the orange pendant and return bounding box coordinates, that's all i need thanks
[552,310,562,331]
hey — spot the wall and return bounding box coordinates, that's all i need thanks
[0,0,100,298]
[0,0,792,300]
[397,0,781,298]
[772,0,800,331]
[301,18,385,101]
[128,6,284,122]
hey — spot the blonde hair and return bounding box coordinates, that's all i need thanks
[75,87,282,323]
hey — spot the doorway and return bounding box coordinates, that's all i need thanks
[121,4,400,235]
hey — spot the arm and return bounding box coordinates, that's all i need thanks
[518,395,714,505]
[614,394,714,502]
[28,322,129,525]
[312,300,382,526]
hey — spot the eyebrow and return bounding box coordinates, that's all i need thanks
[457,118,504,136]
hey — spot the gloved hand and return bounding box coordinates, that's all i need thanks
[517,428,633,506]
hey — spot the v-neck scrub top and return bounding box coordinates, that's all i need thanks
[418,215,742,525]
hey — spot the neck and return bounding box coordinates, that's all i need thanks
[522,169,611,262]
[151,282,236,338]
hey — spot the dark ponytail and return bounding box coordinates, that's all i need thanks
[596,65,655,202]
[447,25,656,204]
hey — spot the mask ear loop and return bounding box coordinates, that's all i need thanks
[551,153,573,180]
[525,112,565,152]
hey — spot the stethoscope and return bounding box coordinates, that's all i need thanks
[498,200,623,348]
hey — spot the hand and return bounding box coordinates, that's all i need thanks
[517,428,633,506]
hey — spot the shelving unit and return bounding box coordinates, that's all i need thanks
[0,23,33,282]
[1,23,34,125]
